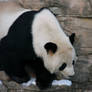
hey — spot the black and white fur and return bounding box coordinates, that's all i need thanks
[0,2,77,89]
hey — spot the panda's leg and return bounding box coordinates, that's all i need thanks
[3,53,30,83]
[29,58,56,89]
[6,61,30,84]
[9,68,30,84]
[5,66,30,84]
[36,70,56,89]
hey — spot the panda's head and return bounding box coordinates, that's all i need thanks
[32,8,77,78]
[43,33,77,78]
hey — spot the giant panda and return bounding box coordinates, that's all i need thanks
[0,1,77,89]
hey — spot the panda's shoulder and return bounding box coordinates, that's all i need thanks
[8,8,53,35]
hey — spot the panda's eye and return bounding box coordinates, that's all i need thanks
[72,60,75,65]
[59,63,67,71]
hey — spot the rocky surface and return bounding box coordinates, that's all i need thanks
[0,0,92,92]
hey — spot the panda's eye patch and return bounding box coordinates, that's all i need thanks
[59,63,67,71]
[72,60,75,65]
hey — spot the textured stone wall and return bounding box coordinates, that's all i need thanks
[0,0,92,92]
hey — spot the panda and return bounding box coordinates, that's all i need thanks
[0,1,77,89]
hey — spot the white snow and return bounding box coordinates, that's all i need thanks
[52,79,72,86]
[22,78,36,87]
[0,80,2,85]
[22,78,72,87]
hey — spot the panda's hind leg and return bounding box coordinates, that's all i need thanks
[10,73,30,84]
[4,59,30,83]
[7,63,30,84]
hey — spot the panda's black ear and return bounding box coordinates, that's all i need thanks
[69,33,75,45]
[44,42,57,55]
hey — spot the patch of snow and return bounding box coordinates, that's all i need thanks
[22,78,36,87]
[22,78,72,87]
[0,80,2,85]
[52,79,72,86]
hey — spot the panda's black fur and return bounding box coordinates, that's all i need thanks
[0,9,56,89]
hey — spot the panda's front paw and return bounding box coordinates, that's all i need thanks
[36,80,51,90]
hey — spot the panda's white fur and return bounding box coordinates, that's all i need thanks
[32,9,77,76]
[0,1,77,88]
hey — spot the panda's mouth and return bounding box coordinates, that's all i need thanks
[55,72,70,80]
